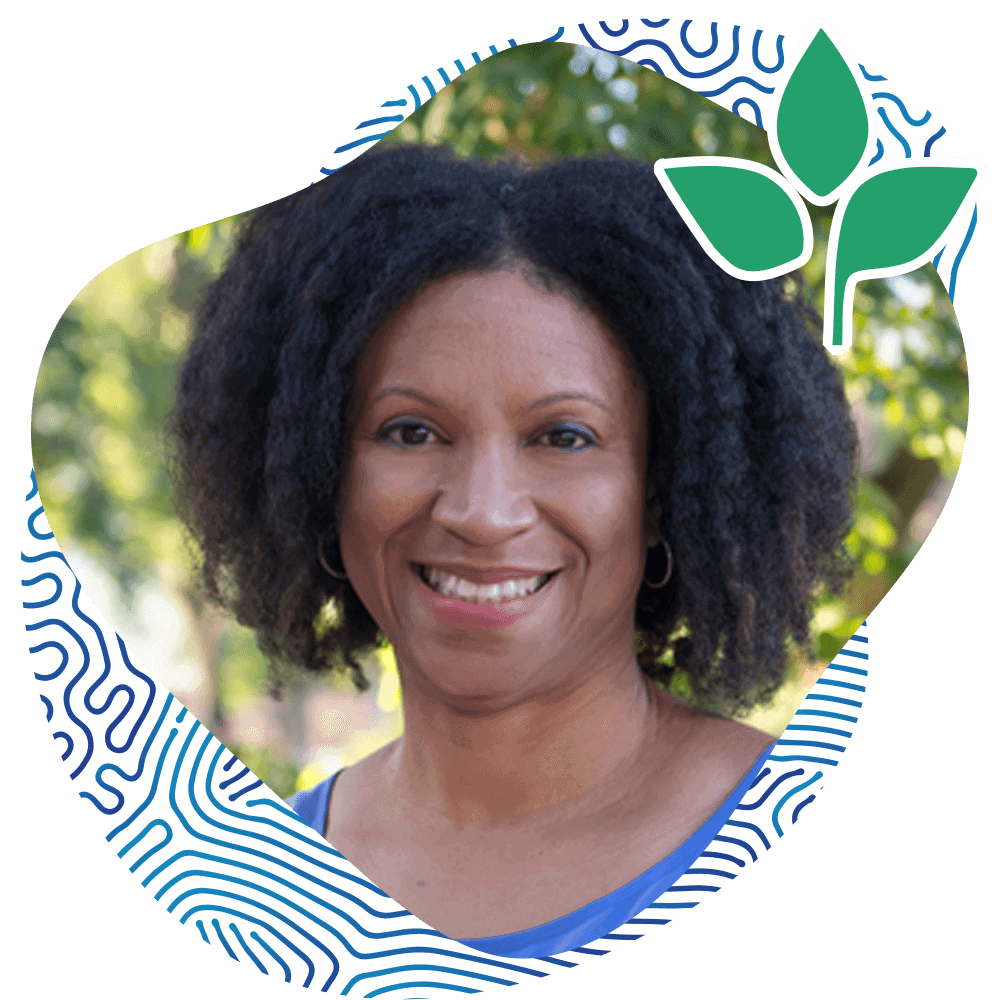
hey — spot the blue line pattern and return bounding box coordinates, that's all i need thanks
[315,17,974,303]
[22,465,870,992]
[25,18,958,993]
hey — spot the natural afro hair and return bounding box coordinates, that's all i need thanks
[166,143,857,714]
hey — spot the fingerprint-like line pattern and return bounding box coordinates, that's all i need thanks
[680,20,719,58]
[751,30,784,73]
[578,22,742,79]
[877,106,911,157]
[30,14,902,966]
[622,626,868,920]
[23,458,870,992]
[731,97,763,128]
[872,91,931,127]
[947,205,977,300]
[924,126,946,156]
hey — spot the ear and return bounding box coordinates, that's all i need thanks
[643,480,663,549]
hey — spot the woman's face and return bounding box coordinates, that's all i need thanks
[340,269,655,708]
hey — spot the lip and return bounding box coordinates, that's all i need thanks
[412,563,558,629]
[410,562,557,584]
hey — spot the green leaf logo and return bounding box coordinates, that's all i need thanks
[654,157,813,279]
[654,20,984,356]
[824,160,980,352]
[771,22,876,206]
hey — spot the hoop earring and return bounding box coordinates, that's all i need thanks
[317,523,349,580]
[643,536,673,589]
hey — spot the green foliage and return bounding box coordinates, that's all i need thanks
[378,42,775,167]
[228,745,301,800]
[31,42,969,764]
[32,219,248,596]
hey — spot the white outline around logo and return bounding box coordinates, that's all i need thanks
[653,156,814,281]
[823,156,983,353]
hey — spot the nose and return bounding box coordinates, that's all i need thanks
[431,437,537,546]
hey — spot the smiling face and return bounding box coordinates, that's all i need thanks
[339,268,655,709]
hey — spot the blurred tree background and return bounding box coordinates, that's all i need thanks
[31,42,967,795]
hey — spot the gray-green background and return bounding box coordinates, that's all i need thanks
[0,0,1000,1000]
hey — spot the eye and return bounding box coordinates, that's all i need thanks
[379,419,441,448]
[536,423,597,452]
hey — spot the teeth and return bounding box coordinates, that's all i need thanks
[423,566,549,604]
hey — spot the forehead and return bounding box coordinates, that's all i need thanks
[354,269,643,407]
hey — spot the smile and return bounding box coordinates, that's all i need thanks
[417,565,557,604]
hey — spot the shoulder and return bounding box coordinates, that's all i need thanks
[657,691,775,794]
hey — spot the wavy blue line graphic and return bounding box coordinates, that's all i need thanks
[28,506,54,540]
[827,662,867,676]
[713,835,757,862]
[751,30,784,72]
[21,571,61,608]
[118,818,173,871]
[577,23,741,79]
[344,964,517,995]
[253,930,293,982]
[214,917,239,961]
[736,769,805,810]
[22,548,70,568]
[948,205,977,301]
[698,74,773,98]
[815,678,866,692]
[872,91,932,126]
[784,724,852,738]
[835,647,868,660]
[701,851,745,867]
[795,708,858,723]
[731,97,763,128]
[356,116,404,129]
[859,63,887,81]
[231,922,270,974]
[772,773,823,836]
[598,20,630,37]
[924,125,948,156]
[877,106,912,157]
[791,795,816,824]
[680,20,719,58]
[53,730,73,759]
[30,639,69,680]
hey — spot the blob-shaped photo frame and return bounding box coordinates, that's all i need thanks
[6,5,996,1000]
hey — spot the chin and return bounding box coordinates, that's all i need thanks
[399,639,553,706]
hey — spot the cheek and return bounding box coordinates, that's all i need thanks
[342,454,429,538]
[548,462,647,566]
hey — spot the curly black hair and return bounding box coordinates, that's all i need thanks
[166,143,857,715]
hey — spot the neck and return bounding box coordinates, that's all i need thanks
[388,648,668,827]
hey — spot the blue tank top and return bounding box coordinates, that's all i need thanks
[287,743,774,958]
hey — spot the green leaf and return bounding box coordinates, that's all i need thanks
[774,26,871,202]
[826,163,978,350]
[655,158,811,278]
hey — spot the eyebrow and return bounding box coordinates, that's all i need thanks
[371,387,612,414]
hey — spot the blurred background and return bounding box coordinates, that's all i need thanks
[31,42,968,798]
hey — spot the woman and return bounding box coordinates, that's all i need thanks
[166,144,857,957]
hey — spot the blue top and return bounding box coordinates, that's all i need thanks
[288,743,774,958]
